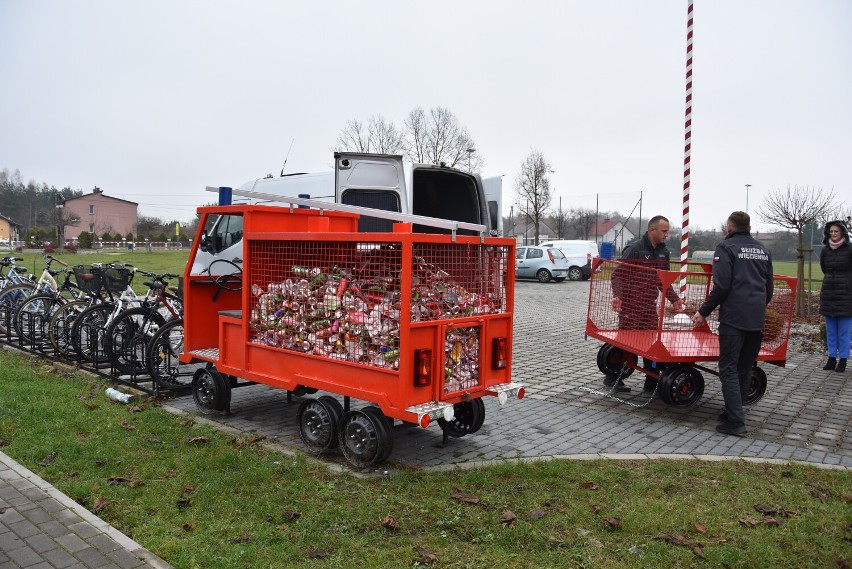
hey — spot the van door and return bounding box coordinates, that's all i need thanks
[409,165,488,236]
[481,175,503,236]
[334,152,406,232]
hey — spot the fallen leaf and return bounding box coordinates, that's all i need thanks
[229,534,251,543]
[692,522,708,534]
[691,544,706,558]
[655,534,705,558]
[776,508,799,518]
[107,476,130,485]
[281,511,301,522]
[249,434,266,444]
[591,504,602,513]
[837,559,849,569]
[739,519,761,527]
[0,439,10,447]
[308,550,331,559]
[65,471,79,478]
[95,459,107,466]
[414,545,438,564]
[148,438,161,444]
[80,401,98,410]
[381,515,399,531]
[92,497,107,514]
[842,495,852,504]
[754,504,776,515]
[165,470,178,478]
[183,486,196,495]
[451,488,480,505]
[182,523,194,532]
[187,436,209,444]
[176,497,191,508]
[529,509,547,520]
[581,482,600,490]
[603,517,621,530]
[500,511,517,526]
[763,516,785,527]
[128,405,144,413]
[120,421,135,430]
[37,451,58,466]
[128,480,146,488]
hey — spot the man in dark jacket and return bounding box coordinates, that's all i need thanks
[693,211,773,436]
[610,215,685,392]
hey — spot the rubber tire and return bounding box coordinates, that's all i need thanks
[659,365,704,408]
[568,266,583,281]
[0,284,36,335]
[297,398,342,451]
[536,269,552,283]
[360,406,394,464]
[596,343,637,380]
[744,366,768,406]
[15,293,64,347]
[71,303,114,363]
[146,318,189,390]
[48,299,90,357]
[338,408,393,468]
[437,398,486,438]
[104,306,166,375]
[192,367,229,414]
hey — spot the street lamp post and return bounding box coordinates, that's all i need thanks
[466,148,475,172]
[745,184,752,213]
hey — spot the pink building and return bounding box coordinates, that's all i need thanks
[62,187,138,240]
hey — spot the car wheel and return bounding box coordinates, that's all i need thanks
[536,269,552,283]
[568,266,583,281]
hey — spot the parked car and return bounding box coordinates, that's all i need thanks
[539,240,599,281]
[516,246,569,283]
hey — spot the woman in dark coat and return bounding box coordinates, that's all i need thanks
[819,220,852,372]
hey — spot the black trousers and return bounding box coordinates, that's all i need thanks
[718,323,763,427]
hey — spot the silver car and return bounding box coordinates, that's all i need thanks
[515,246,569,283]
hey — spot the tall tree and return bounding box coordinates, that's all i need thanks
[514,150,554,245]
[333,115,404,154]
[569,208,597,240]
[759,185,838,316]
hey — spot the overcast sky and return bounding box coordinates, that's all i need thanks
[1,0,849,233]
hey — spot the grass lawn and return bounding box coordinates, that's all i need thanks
[0,350,850,569]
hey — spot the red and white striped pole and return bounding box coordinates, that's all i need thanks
[679,0,694,297]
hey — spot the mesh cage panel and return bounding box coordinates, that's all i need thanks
[249,240,403,369]
[444,325,481,393]
[411,243,509,322]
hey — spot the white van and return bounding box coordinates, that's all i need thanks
[538,240,599,281]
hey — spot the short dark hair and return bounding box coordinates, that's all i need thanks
[728,211,750,232]
[648,215,669,229]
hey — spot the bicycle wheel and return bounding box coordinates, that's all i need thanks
[48,300,91,358]
[104,306,166,376]
[14,293,65,347]
[146,319,189,389]
[71,302,114,363]
[0,284,35,336]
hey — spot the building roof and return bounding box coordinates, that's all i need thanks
[63,188,138,206]
[0,212,22,228]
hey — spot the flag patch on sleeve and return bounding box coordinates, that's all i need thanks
[713,256,720,262]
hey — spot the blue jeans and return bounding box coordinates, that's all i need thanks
[718,324,763,427]
[825,316,852,359]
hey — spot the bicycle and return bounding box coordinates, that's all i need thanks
[0,256,35,335]
[104,272,182,376]
[0,255,66,338]
[46,263,111,358]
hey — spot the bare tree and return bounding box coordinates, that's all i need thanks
[402,106,483,172]
[570,208,597,240]
[334,115,404,154]
[759,185,838,316]
[514,150,554,245]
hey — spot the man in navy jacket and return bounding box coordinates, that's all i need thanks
[693,211,774,436]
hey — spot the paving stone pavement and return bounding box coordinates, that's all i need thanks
[1,278,849,567]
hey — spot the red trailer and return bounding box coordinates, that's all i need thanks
[586,258,796,407]
[180,204,523,467]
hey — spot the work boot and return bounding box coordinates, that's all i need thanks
[643,376,657,392]
[836,358,847,373]
[716,423,747,437]
[823,357,837,371]
[603,376,631,392]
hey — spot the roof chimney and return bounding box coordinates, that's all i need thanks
[92,186,102,194]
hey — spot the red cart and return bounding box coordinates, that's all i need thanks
[585,258,797,407]
[180,204,523,467]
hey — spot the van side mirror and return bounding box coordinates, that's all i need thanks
[200,230,209,253]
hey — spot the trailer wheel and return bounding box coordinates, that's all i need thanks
[744,366,767,405]
[360,406,394,464]
[437,398,486,438]
[192,367,228,414]
[339,409,393,468]
[297,398,342,451]
[596,344,637,380]
[659,365,704,408]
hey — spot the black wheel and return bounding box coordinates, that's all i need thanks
[568,266,583,281]
[744,366,767,405]
[298,397,344,451]
[192,367,228,414]
[104,306,166,375]
[208,259,242,292]
[596,343,637,380]
[554,277,566,283]
[338,408,393,468]
[659,365,704,408]
[535,269,552,283]
[71,303,114,363]
[437,398,486,438]
[15,293,63,347]
[0,284,35,335]
[360,406,394,463]
[146,319,189,390]
[48,300,89,358]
